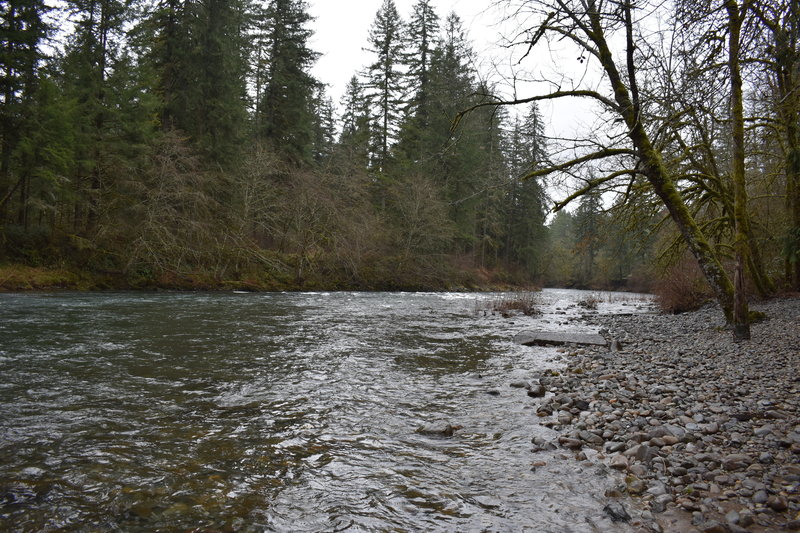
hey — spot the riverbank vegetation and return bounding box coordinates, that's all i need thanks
[1,1,798,314]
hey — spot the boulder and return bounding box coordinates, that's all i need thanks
[416,423,462,437]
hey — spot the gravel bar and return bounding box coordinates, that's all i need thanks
[528,296,800,533]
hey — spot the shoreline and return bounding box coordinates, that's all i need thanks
[0,263,545,293]
[528,296,799,532]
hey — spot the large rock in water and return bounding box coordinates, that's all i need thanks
[416,423,462,437]
[514,330,608,347]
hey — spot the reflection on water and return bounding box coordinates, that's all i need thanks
[0,290,651,532]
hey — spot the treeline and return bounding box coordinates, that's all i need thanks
[4,0,796,301]
[1,0,585,290]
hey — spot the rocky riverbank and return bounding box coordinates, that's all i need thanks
[527,296,799,533]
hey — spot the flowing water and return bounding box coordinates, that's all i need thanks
[0,289,652,532]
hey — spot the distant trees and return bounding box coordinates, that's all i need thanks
[0,0,51,225]
[503,105,549,277]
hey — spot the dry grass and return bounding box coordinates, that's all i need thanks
[577,294,601,309]
[477,291,541,317]
[0,264,81,290]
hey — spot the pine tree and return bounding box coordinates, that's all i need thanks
[503,104,549,276]
[364,0,405,171]
[0,0,50,225]
[404,0,438,124]
[337,75,371,170]
[255,0,319,163]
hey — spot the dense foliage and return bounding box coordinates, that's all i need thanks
[0,0,796,297]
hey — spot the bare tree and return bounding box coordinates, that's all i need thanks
[466,0,737,322]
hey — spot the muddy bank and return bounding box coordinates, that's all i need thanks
[524,297,799,533]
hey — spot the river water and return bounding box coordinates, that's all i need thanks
[0,289,652,532]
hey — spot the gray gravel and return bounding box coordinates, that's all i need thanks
[527,297,800,533]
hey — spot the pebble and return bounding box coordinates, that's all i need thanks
[523,297,800,533]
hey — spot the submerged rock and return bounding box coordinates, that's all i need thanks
[416,423,462,438]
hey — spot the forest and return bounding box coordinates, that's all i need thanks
[0,0,798,309]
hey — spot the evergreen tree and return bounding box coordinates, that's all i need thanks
[135,0,248,164]
[60,0,129,233]
[364,0,405,171]
[134,0,190,132]
[425,13,487,254]
[503,104,549,276]
[402,0,438,133]
[310,86,336,164]
[0,0,50,225]
[255,0,318,162]
[337,75,371,170]
[193,0,249,164]
[573,188,603,286]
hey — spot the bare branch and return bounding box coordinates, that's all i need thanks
[453,90,620,131]
[522,147,635,181]
[552,168,640,211]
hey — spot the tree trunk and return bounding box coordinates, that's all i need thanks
[726,0,750,339]
[592,1,736,320]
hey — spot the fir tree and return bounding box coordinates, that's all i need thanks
[403,1,438,123]
[337,75,371,170]
[0,0,50,224]
[61,0,128,233]
[310,86,336,164]
[135,0,249,164]
[503,104,549,276]
[364,0,405,172]
[255,0,319,163]
[395,0,439,163]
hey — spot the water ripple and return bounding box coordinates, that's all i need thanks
[0,290,652,531]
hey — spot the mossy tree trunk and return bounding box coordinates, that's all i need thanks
[726,0,751,339]
[589,0,736,321]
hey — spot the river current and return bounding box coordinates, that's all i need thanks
[0,289,651,532]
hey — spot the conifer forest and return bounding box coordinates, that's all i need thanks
[1,0,798,308]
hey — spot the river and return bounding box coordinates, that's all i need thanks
[0,289,652,532]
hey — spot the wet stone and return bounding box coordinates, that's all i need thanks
[767,495,788,512]
[521,296,799,533]
[527,384,546,397]
[721,454,752,471]
[603,502,631,523]
[609,454,628,470]
[558,436,582,450]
